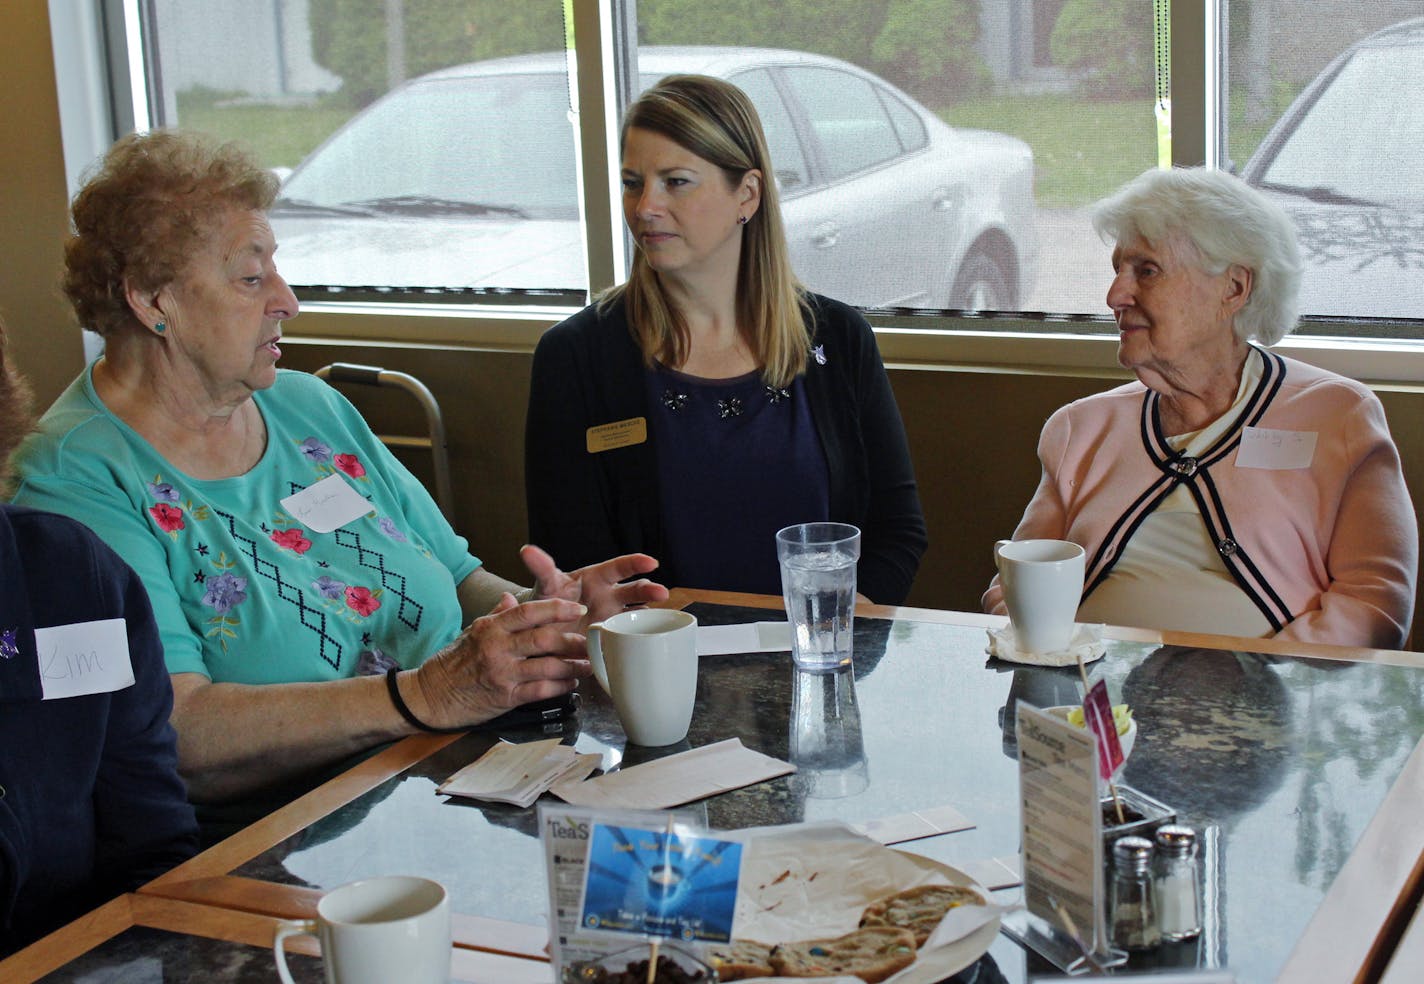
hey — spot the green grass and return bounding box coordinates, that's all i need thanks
[937,94,1158,208]
[178,83,1304,208]
[175,88,356,169]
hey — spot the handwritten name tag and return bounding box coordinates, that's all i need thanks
[586,417,647,454]
[280,473,372,534]
[36,618,134,700]
[1236,426,1318,470]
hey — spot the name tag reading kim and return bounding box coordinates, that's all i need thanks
[1236,426,1318,470]
[36,618,134,700]
[586,417,647,454]
[281,473,373,534]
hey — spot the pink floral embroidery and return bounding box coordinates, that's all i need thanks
[345,585,381,617]
[270,528,313,554]
[334,453,366,478]
[149,503,185,533]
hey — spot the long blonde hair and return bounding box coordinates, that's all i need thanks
[601,74,810,388]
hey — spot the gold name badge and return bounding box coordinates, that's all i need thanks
[586,416,648,454]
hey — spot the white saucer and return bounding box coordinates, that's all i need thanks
[986,623,1105,667]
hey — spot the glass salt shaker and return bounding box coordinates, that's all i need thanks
[1110,835,1161,951]
[1153,825,1202,941]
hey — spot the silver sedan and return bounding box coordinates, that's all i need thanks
[272,46,1038,312]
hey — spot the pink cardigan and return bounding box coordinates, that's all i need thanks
[984,348,1417,650]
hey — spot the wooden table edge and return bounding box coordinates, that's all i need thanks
[662,588,1424,668]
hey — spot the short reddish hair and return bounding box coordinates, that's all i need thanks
[64,130,278,337]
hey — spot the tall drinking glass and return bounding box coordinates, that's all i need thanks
[776,522,861,671]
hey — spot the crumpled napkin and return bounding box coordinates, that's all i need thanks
[985,623,1105,667]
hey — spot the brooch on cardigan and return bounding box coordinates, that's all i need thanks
[1,627,18,660]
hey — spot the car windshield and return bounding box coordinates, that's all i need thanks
[1256,44,1424,206]
[277,73,579,220]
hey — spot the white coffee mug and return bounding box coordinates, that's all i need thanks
[273,875,450,984]
[587,608,698,746]
[994,539,1086,655]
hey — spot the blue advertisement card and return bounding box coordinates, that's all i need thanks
[579,821,743,942]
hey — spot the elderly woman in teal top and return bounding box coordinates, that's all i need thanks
[12,131,666,806]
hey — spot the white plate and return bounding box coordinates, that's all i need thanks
[730,828,1001,983]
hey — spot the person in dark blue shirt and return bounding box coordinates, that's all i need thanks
[0,318,197,956]
[527,75,926,604]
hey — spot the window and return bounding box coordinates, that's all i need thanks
[93,0,1424,340]
[1225,3,1424,326]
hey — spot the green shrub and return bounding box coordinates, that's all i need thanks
[1050,0,1155,100]
[311,0,566,106]
[639,0,987,104]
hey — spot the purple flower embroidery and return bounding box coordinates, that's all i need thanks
[298,437,332,464]
[146,481,180,503]
[378,517,408,542]
[0,628,18,660]
[812,345,827,366]
[312,575,347,600]
[356,648,400,676]
[201,572,248,614]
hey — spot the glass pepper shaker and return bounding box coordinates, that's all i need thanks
[1110,835,1161,950]
[1153,825,1202,941]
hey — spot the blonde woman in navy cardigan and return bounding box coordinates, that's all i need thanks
[527,75,926,604]
[985,168,1416,649]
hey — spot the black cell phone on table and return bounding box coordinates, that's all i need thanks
[474,690,580,734]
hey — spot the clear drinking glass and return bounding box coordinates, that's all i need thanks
[775,522,861,671]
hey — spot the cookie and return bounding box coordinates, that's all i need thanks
[706,940,774,981]
[859,884,986,946]
[769,926,917,982]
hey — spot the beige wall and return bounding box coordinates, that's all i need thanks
[0,1,86,405]
[6,2,1424,641]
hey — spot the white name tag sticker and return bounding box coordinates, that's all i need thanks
[1237,426,1318,470]
[36,618,134,700]
[281,473,373,534]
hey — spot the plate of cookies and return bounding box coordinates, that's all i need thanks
[705,824,1002,982]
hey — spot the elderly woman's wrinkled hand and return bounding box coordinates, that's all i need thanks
[520,543,670,626]
[411,593,592,729]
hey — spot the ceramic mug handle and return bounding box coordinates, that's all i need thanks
[273,918,319,984]
[585,621,610,693]
[993,539,1010,570]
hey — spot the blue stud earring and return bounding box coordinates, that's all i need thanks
[153,322,166,334]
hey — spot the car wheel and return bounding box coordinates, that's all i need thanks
[950,249,1013,312]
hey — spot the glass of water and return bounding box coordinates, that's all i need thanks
[775,522,861,671]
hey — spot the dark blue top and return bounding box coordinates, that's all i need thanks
[528,293,927,604]
[0,504,197,956]
[645,363,829,595]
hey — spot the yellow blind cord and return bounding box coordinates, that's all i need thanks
[1154,0,1172,168]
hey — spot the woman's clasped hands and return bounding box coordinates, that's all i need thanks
[406,546,668,729]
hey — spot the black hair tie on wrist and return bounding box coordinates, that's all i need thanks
[385,666,466,734]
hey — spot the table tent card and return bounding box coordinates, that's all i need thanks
[1002,703,1128,973]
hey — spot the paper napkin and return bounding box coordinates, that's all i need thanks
[438,738,601,808]
[552,738,794,809]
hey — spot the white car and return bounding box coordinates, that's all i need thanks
[1240,18,1424,321]
[272,46,1037,311]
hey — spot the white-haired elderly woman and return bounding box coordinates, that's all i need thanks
[985,167,1416,649]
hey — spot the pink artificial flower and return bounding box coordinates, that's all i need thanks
[149,503,185,533]
[270,527,313,554]
[345,585,381,617]
[334,453,366,478]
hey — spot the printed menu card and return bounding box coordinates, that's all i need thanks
[1010,703,1123,970]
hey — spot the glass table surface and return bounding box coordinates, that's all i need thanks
[231,603,1424,982]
